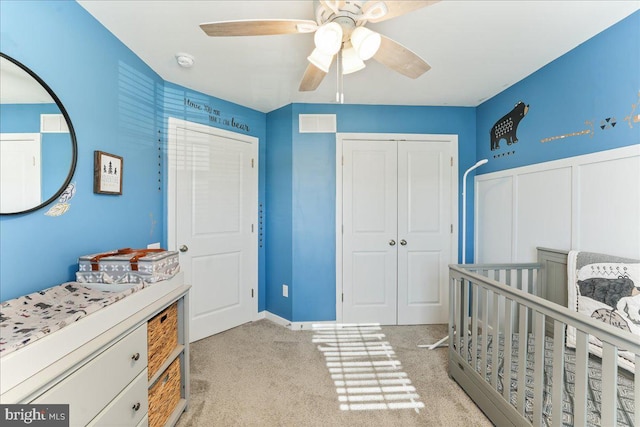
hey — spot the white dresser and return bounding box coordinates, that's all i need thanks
[0,273,190,427]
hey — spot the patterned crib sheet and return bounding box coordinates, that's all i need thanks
[0,282,144,356]
[460,333,635,426]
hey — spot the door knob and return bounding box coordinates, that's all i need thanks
[400,239,407,246]
[179,245,188,252]
[389,240,396,246]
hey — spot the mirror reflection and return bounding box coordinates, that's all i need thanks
[0,54,77,215]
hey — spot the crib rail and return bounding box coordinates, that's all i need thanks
[449,263,640,427]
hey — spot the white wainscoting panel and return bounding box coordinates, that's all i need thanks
[515,167,572,262]
[577,155,640,257]
[476,146,640,263]
[477,176,513,263]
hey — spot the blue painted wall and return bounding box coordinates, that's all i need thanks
[0,0,165,301]
[265,105,294,320]
[0,1,266,306]
[477,11,640,172]
[264,104,476,322]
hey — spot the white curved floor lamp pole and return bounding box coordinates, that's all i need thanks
[419,159,488,349]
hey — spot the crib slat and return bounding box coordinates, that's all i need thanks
[463,279,470,362]
[532,312,545,427]
[573,330,589,427]
[449,277,455,352]
[491,292,500,389]
[471,282,479,370]
[481,286,489,381]
[528,268,535,295]
[600,342,618,425]
[502,299,513,402]
[551,320,565,427]
[516,302,528,415]
[452,278,461,356]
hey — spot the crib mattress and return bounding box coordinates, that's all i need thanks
[0,282,143,356]
[460,333,635,426]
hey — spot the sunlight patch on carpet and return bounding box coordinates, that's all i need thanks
[312,323,425,412]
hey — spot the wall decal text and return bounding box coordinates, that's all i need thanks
[184,98,250,132]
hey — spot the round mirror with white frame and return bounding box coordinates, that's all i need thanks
[0,53,78,215]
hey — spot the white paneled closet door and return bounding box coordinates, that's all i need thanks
[397,141,452,324]
[343,139,398,325]
[342,136,454,325]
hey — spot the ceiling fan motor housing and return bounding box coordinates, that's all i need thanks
[315,1,367,40]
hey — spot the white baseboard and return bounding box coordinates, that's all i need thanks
[288,320,336,331]
[258,311,335,331]
[262,311,292,328]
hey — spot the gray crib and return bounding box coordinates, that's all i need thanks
[448,248,639,426]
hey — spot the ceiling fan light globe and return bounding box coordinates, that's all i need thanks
[307,48,334,73]
[314,22,343,55]
[351,26,381,60]
[341,47,366,75]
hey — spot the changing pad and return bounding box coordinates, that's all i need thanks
[0,282,144,356]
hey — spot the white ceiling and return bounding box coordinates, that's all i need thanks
[77,0,639,113]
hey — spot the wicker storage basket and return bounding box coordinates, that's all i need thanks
[148,357,181,427]
[147,302,178,379]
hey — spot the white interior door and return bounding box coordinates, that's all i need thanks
[397,141,453,324]
[168,119,257,343]
[0,133,41,213]
[342,139,398,324]
[341,135,456,325]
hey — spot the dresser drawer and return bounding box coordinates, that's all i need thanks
[33,323,147,427]
[88,369,148,427]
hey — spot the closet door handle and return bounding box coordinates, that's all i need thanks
[400,239,407,246]
[389,240,396,246]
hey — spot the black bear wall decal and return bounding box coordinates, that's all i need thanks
[490,101,529,151]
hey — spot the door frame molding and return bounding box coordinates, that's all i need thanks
[167,117,260,321]
[335,133,459,323]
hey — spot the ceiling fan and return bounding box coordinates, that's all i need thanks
[199,1,438,93]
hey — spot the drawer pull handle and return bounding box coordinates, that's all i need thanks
[131,352,140,361]
[160,314,168,323]
[132,402,141,412]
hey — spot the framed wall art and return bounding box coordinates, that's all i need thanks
[94,150,123,195]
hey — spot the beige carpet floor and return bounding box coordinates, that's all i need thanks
[176,319,492,427]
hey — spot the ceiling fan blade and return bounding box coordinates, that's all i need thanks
[299,63,327,92]
[363,1,439,23]
[200,19,317,37]
[373,35,431,79]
